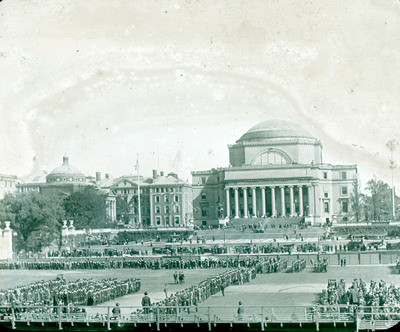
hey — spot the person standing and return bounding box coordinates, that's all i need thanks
[141,292,151,314]
[173,271,178,284]
[221,283,225,297]
[164,285,168,298]
[237,301,244,320]
[112,303,121,320]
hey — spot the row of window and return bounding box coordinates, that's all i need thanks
[49,177,85,183]
[321,200,349,214]
[155,215,180,225]
[155,205,180,214]
[154,195,180,203]
[323,171,348,180]
[154,187,181,193]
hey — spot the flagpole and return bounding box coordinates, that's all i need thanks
[136,153,142,227]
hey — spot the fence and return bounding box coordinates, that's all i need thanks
[0,305,398,331]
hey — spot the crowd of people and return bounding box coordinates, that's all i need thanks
[142,266,258,316]
[0,277,141,308]
[311,257,328,272]
[319,278,400,308]
[0,257,287,271]
[291,259,307,272]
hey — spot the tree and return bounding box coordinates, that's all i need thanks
[364,178,392,221]
[63,187,109,229]
[350,177,364,222]
[116,196,130,224]
[0,192,65,252]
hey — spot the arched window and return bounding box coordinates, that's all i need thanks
[252,150,291,165]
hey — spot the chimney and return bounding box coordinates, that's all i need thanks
[63,156,69,165]
[160,171,164,177]
[152,170,158,179]
[105,173,109,179]
[96,172,101,182]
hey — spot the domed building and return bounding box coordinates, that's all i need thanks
[46,156,87,184]
[192,119,357,226]
[18,156,117,222]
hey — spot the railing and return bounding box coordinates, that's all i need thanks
[0,305,398,330]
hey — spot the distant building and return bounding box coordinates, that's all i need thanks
[110,170,193,228]
[0,174,19,199]
[192,120,357,227]
[17,156,117,222]
[149,172,193,228]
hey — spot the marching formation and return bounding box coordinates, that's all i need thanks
[143,267,257,315]
[0,257,287,271]
[0,277,141,307]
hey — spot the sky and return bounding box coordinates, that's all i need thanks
[0,0,399,193]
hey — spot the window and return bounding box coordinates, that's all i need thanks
[324,202,329,213]
[165,216,170,225]
[164,195,169,203]
[324,192,328,198]
[201,206,208,217]
[341,171,347,179]
[155,196,160,203]
[156,217,161,225]
[341,187,348,195]
[252,150,290,165]
[155,206,161,214]
[342,201,348,213]
[165,206,170,214]
[174,206,180,213]
[201,193,207,200]
[174,195,179,202]
[174,216,180,224]
[323,172,328,179]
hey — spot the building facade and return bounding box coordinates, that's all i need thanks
[0,174,19,199]
[17,156,117,222]
[149,172,193,228]
[15,157,192,229]
[110,170,193,228]
[192,120,357,226]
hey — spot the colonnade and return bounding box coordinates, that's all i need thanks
[225,185,314,219]
[106,198,117,222]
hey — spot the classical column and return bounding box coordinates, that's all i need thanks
[271,186,276,217]
[234,187,239,218]
[280,186,286,217]
[307,185,313,216]
[261,186,266,217]
[252,187,257,217]
[289,186,295,217]
[299,186,304,217]
[243,187,248,218]
[225,188,230,219]
[112,199,117,222]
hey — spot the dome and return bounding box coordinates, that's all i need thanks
[46,156,86,183]
[238,119,316,142]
